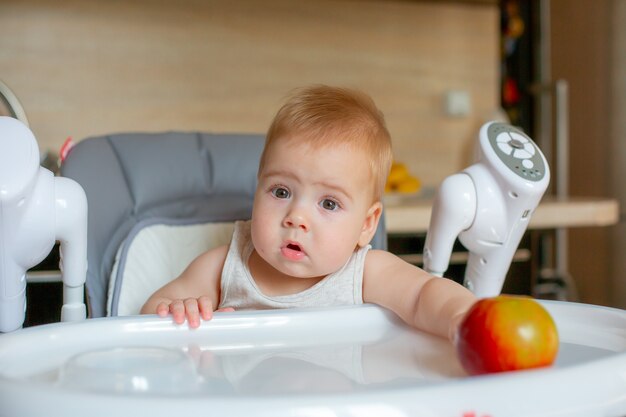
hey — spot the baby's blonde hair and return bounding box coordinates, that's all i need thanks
[259,85,393,202]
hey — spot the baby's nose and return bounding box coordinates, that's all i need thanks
[283,210,309,231]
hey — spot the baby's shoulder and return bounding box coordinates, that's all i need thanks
[364,249,401,273]
[193,243,230,269]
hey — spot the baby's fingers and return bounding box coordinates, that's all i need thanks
[197,296,214,321]
[156,302,171,318]
[184,298,202,328]
[169,299,188,325]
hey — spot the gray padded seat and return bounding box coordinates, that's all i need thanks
[60,131,387,318]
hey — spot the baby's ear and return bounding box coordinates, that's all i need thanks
[358,201,383,247]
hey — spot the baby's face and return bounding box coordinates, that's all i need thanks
[251,137,378,279]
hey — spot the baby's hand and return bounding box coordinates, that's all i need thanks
[156,296,234,328]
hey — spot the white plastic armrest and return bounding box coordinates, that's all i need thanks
[55,177,88,322]
[423,173,477,277]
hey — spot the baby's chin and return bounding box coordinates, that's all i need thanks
[276,266,327,280]
[268,259,330,281]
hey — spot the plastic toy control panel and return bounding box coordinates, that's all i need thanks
[487,122,547,181]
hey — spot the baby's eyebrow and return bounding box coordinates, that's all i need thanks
[261,169,296,177]
[314,180,353,202]
[260,169,298,182]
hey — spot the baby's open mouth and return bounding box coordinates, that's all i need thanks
[286,243,301,252]
[281,242,305,261]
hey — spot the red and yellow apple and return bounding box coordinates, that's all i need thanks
[456,295,559,376]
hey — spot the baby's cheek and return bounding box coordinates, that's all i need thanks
[250,222,270,252]
[319,237,358,269]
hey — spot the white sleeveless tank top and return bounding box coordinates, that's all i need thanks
[218,220,369,310]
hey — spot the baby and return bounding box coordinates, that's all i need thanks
[141,85,476,342]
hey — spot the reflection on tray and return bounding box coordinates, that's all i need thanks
[185,329,463,396]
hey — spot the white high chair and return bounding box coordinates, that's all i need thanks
[1,129,625,417]
[59,131,388,317]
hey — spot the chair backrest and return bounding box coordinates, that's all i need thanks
[60,131,387,318]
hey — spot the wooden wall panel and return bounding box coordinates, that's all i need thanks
[0,0,498,187]
[550,0,613,306]
[609,0,626,308]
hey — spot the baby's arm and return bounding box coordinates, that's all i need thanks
[363,250,476,342]
[140,244,230,328]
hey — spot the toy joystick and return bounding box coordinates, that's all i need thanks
[423,121,550,297]
[0,116,87,332]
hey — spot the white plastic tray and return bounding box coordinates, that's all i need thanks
[1,301,625,417]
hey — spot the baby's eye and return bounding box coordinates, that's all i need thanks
[320,198,339,211]
[271,186,290,199]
